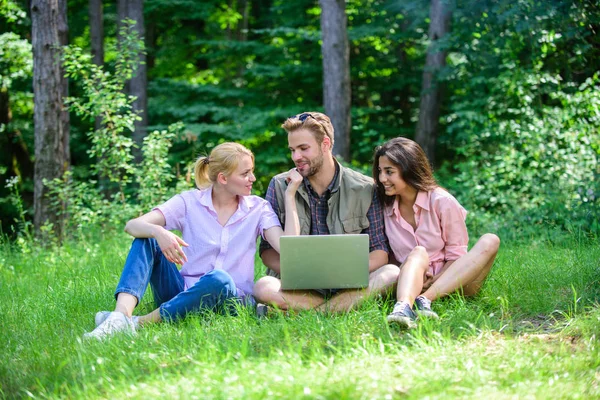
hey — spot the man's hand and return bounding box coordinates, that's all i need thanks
[156,228,189,265]
[285,168,303,194]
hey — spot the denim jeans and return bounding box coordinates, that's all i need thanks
[115,238,241,322]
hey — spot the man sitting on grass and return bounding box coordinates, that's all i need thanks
[253,112,399,313]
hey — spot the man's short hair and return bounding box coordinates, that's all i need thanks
[281,112,335,147]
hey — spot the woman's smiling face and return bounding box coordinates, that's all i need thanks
[224,154,256,196]
[377,155,410,196]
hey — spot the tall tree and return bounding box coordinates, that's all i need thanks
[31,0,70,236]
[58,0,70,166]
[89,0,104,66]
[320,0,351,160]
[89,0,103,133]
[415,0,452,164]
[118,0,146,163]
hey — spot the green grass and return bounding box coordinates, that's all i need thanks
[0,230,599,399]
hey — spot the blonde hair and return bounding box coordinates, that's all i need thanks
[194,142,254,189]
[281,111,335,147]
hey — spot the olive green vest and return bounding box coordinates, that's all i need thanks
[271,161,375,236]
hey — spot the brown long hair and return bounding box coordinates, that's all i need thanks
[372,137,438,206]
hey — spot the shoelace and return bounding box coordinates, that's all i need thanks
[393,301,411,314]
[417,296,432,309]
[97,315,130,334]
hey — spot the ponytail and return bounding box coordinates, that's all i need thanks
[194,156,211,189]
[193,143,254,189]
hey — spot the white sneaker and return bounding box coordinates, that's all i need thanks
[83,311,136,340]
[95,311,140,329]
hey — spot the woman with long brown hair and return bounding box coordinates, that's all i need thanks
[373,137,500,329]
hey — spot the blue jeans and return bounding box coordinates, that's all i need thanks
[115,238,241,322]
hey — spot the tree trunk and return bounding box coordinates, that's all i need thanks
[239,0,250,43]
[89,0,104,133]
[89,0,104,66]
[58,0,70,166]
[237,0,250,77]
[415,0,452,165]
[118,0,147,163]
[31,0,69,237]
[145,19,156,70]
[320,0,351,161]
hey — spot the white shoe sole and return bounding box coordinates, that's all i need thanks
[387,315,417,329]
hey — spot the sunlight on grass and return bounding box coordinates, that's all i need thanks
[0,232,599,398]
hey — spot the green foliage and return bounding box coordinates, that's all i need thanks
[48,24,195,235]
[62,20,145,198]
[0,0,26,24]
[135,122,194,213]
[136,127,176,209]
[2,0,600,239]
[3,175,32,241]
[145,0,430,195]
[44,170,111,235]
[438,0,600,236]
[0,0,34,235]
[0,32,31,89]
[449,71,598,231]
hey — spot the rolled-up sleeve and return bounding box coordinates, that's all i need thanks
[153,194,186,232]
[258,201,281,238]
[438,197,468,261]
[363,189,389,253]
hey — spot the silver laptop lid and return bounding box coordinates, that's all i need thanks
[279,234,369,290]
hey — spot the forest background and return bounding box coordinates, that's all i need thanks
[0,0,599,242]
[1,1,600,398]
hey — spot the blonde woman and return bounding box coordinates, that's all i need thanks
[85,142,302,339]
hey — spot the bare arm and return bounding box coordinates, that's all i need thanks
[124,210,189,265]
[263,168,302,253]
[261,247,281,275]
[368,249,389,273]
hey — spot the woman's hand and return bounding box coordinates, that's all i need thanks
[422,274,437,290]
[155,228,189,265]
[124,209,189,265]
[422,260,454,291]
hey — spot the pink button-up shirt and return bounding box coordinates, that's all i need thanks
[155,188,281,296]
[384,188,468,276]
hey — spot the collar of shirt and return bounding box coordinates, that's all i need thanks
[197,186,251,215]
[389,190,431,223]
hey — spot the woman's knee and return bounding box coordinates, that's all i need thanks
[202,270,236,293]
[479,233,500,255]
[406,246,429,269]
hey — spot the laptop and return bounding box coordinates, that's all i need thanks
[279,234,369,290]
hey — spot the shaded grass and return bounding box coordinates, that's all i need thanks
[0,230,599,399]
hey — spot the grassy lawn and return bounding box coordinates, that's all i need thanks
[0,230,599,399]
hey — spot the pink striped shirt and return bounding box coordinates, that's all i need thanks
[155,187,281,296]
[384,188,468,277]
